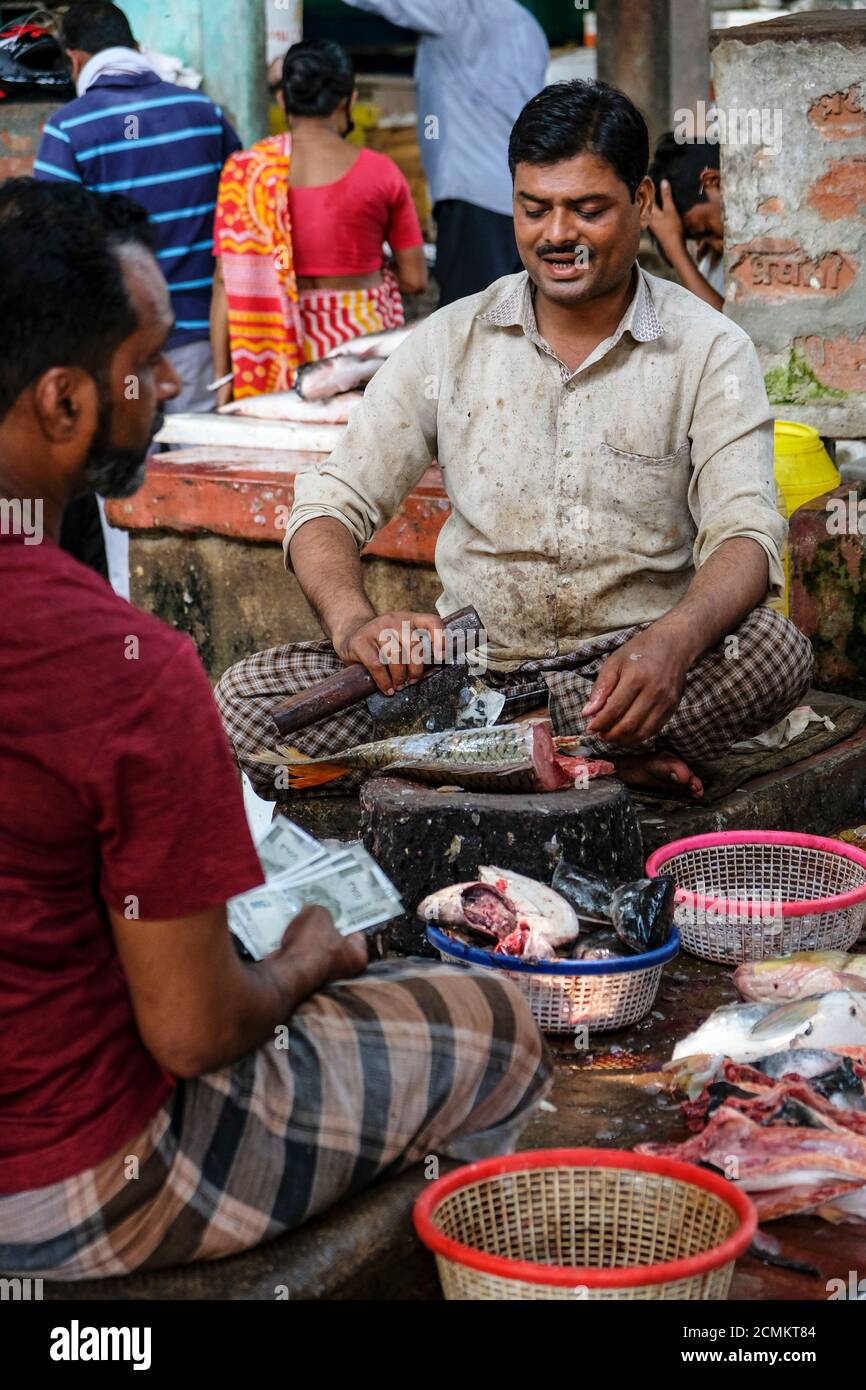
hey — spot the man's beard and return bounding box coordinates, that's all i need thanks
[82,389,165,500]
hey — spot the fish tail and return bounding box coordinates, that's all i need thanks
[285,759,352,790]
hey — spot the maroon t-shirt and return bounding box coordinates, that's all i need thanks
[0,531,263,1193]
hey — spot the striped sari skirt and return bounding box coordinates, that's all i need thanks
[299,268,405,362]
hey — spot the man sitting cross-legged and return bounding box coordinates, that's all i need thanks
[0,181,550,1282]
[217,80,812,805]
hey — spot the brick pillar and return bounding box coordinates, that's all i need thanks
[712,12,866,439]
[0,102,60,180]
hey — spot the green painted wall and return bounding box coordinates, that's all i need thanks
[119,0,269,145]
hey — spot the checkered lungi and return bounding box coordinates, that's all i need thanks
[215,607,813,801]
[0,960,550,1281]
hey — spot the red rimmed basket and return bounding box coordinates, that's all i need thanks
[646,830,866,964]
[414,1148,756,1301]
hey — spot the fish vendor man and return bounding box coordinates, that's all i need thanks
[217,80,813,800]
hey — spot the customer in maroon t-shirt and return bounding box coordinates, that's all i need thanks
[0,181,548,1282]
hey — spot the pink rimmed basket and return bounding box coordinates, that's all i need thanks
[646,830,866,964]
[414,1149,756,1301]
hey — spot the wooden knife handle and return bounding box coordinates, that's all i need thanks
[272,663,377,738]
[270,606,481,739]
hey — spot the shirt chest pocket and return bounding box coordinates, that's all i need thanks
[593,440,694,558]
[601,440,691,468]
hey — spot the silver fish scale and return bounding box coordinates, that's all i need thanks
[392,725,535,767]
[275,723,538,771]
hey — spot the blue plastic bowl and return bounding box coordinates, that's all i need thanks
[425,925,679,975]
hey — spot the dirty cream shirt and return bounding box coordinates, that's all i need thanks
[286,268,785,669]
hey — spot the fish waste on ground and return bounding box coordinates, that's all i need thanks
[253,721,614,793]
[638,1108,866,1222]
[665,1045,866,1101]
[682,1066,866,1134]
[418,866,580,961]
[220,389,363,423]
[733,951,866,1003]
[295,354,387,401]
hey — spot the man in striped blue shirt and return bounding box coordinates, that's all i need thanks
[35,2,240,416]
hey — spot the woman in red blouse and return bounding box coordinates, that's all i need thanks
[211,40,427,404]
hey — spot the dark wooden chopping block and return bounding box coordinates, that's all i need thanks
[361,776,643,955]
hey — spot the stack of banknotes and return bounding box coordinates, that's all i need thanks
[229,816,404,960]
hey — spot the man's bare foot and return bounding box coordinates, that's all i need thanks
[612,751,704,799]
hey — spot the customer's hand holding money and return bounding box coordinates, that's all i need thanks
[229,817,404,961]
[268,904,367,991]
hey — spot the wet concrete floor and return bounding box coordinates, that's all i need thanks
[520,950,866,1300]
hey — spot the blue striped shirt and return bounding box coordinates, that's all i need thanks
[35,70,240,350]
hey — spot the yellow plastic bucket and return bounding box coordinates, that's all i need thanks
[770,422,841,617]
[774,421,840,518]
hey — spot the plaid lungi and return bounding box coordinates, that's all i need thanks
[0,960,550,1281]
[215,608,813,801]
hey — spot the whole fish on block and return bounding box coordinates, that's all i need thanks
[418,866,580,962]
[219,389,363,423]
[637,1108,866,1222]
[672,991,866,1066]
[324,324,417,361]
[295,355,387,402]
[253,721,614,793]
[733,951,866,1003]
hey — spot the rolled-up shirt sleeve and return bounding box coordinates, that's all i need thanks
[687,329,785,600]
[284,320,440,567]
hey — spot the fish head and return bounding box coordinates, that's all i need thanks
[478,866,579,947]
[416,880,517,943]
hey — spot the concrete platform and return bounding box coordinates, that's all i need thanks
[638,711,866,856]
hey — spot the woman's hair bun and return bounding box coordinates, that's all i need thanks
[282,39,355,118]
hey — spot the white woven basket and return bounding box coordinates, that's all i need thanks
[427,926,678,1034]
[646,831,866,965]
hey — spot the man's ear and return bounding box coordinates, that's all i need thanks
[635,175,655,228]
[701,168,721,196]
[65,49,89,83]
[31,366,100,446]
